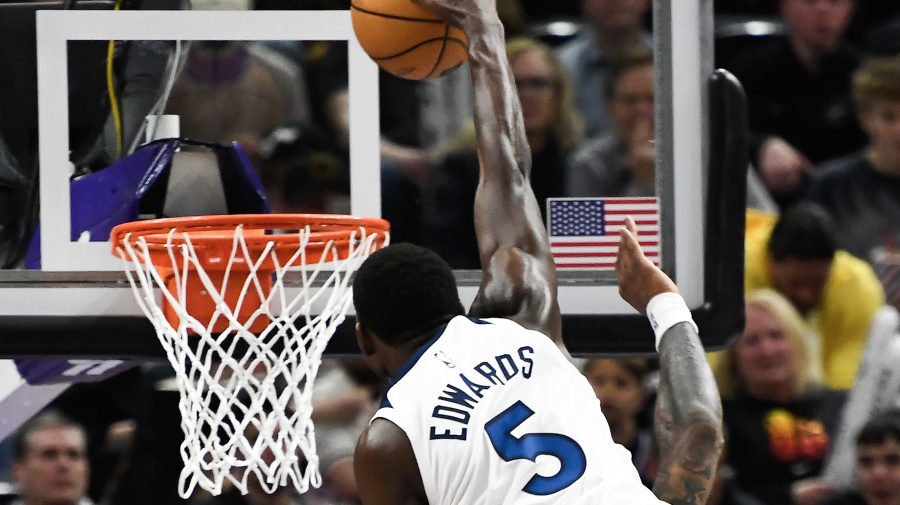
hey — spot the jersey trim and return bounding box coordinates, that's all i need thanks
[379,317,496,409]
[379,322,452,409]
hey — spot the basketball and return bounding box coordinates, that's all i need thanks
[351,0,468,80]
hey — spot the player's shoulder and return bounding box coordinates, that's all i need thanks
[357,417,409,453]
[355,418,428,504]
[355,418,419,480]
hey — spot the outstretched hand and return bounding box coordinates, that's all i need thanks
[616,216,678,315]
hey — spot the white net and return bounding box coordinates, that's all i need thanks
[116,223,387,497]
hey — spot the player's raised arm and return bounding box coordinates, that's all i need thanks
[616,216,724,505]
[414,0,561,342]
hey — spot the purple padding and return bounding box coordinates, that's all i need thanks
[70,140,178,242]
[14,358,138,385]
[25,138,270,269]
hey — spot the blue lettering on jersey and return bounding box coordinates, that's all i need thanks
[429,346,535,441]
[432,405,470,424]
[461,374,491,398]
[475,362,504,385]
[438,384,479,409]
[430,425,468,440]
[486,400,587,495]
[519,346,534,378]
[496,354,519,380]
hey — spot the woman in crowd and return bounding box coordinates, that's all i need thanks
[714,288,847,505]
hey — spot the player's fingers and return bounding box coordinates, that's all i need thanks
[617,225,640,271]
[625,216,638,236]
[621,218,642,255]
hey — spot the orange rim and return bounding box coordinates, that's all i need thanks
[111,214,390,268]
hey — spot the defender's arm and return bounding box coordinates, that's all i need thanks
[652,322,723,505]
[616,217,724,505]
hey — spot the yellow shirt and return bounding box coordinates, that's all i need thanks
[743,209,885,390]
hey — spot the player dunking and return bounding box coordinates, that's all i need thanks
[350,0,723,503]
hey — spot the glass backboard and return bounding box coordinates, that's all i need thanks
[0,5,746,358]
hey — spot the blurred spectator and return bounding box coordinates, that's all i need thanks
[164,41,310,170]
[421,37,584,268]
[556,0,651,138]
[582,358,655,487]
[847,1,900,54]
[309,359,385,504]
[10,412,92,505]
[564,47,781,212]
[713,289,845,505]
[105,364,190,505]
[807,56,900,308]
[742,204,884,390]
[496,0,529,40]
[256,124,350,214]
[48,369,140,503]
[727,0,867,208]
[820,409,900,505]
[565,47,654,197]
[303,41,457,244]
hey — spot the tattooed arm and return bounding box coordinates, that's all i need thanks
[616,217,724,505]
[652,322,723,505]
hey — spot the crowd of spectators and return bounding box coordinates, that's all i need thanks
[0,0,900,503]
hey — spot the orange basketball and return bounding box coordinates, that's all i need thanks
[351,0,468,80]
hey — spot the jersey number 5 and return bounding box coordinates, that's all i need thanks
[485,400,587,495]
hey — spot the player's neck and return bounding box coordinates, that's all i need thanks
[384,329,444,379]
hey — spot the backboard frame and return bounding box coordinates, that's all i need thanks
[0,6,745,358]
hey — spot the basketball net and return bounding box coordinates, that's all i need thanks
[115,219,388,497]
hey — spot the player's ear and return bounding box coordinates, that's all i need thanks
[356,323,376,357]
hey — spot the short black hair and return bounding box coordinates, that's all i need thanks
[12,411,86,462]
[353,243,465,346]
[768,202,837,262]
[857,409,900,447]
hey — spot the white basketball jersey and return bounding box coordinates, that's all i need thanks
[371,316,666,505]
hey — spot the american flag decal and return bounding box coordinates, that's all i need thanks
[547,197,661,270]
